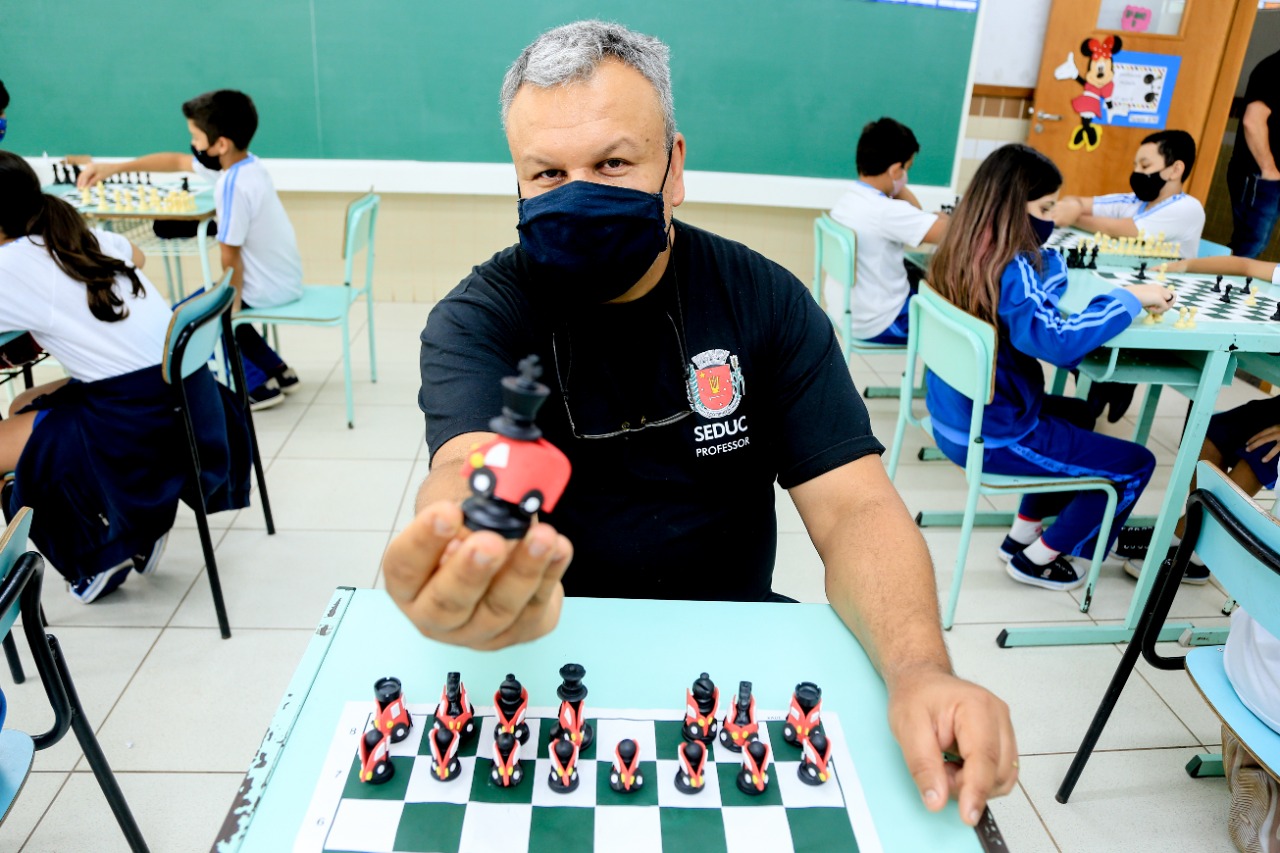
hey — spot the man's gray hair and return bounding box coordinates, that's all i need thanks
[500,20,676,150]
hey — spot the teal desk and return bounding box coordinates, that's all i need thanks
[993,269,1280,648]
[215,589,999,852]
[43,182,218,302]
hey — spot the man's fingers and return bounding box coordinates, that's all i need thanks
[381,503,463,604]
[412,531,509,632]
[892,705,949,812]
[953,707,1004,826]
[474,524,560,629]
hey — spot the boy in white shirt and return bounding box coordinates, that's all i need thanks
[825,118,948,345]
[79,90,303,409]
[1053,130,1205,258]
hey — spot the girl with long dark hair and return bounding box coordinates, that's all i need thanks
[0,150,250,603]
[925,143,1172,591]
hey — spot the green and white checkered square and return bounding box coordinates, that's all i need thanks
[304,703,876,853]
[1094,270,1279,323]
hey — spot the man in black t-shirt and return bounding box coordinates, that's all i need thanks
[1228,49,1280,257]
[382,20,1016,827]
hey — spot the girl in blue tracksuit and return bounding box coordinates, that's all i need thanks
[925,144,1176,591]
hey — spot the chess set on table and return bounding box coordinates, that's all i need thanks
[296,665,882,853]
[1093,268,1280,328]
[1048,228,1183,267]
[47,163,202,215]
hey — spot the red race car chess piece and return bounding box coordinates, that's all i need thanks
[782,681,822,747]
[430,726,462,781]
[434,672,477,743]
[373,676,412,744]
[683,672,719,743]
[549,663,594,751]
[799,729,834,786]
[674,740,707,794]
[736,739,771,796]
[547,738,580,793]
[358,728,394,785]
[609,739,644,794]
[493,673,530,745]
[491,730,524,788]
[461,355,571,539]
[718,680,759,753]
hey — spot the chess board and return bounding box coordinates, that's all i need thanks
[1046,228,1180,262]
[50,181,207,215]
[296,702,882,853]
[1092,270,1280,324]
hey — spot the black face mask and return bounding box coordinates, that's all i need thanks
[1128,169,1168,203]
[191,143,222,171]
[1029,213,1055,245]
[517,153,672,305]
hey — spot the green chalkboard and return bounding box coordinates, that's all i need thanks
[1,2,976,184]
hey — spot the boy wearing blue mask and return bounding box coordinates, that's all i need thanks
[0,79,9,143]
[1053,130,1204,258]
[825,117,949,345]
[77,90,302,410]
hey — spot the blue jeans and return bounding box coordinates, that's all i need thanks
[234,303,286,393]
[1228,164,1280,259]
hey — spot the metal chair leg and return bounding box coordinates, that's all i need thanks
[192,499,231,640]
[3,630,25,683]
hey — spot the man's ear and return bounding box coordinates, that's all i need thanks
[1167,159,1186,182]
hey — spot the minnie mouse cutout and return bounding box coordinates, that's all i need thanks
[1054,35,1123,152]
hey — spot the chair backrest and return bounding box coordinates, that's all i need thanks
[0,508,33,640]
[910,283,998,406]
[162,272,234,385]
[1189,461,1280,641]
[342,193,381,293]
[812,214,856,294]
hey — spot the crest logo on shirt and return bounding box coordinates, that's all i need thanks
[687,349,745,418]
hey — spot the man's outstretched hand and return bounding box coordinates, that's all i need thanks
[382,501,573,651]
[887,667,1018,826]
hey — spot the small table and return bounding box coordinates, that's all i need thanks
[215,589,1001,852]
[43,181,217,302]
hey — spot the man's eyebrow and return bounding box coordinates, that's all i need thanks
[519,137,645,169]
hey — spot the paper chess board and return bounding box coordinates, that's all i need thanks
[1092,270,1280,324]
[296,703,881,853]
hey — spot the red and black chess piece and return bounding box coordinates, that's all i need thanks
[736,739,771,796]
[674,740,707,794]
[718,680,758,753]
[683,672,719,743]
[782,681,822,747]
[609,739,644,794]
[493,673,530,745]
[373,676,412,744]
[549,663,594,751]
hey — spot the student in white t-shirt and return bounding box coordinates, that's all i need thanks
[79,90,304,410]
[825,118,949,344]
[1053,130,1205,258]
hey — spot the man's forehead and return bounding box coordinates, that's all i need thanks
[506,60,664,144]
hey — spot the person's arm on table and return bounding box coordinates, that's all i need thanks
[1170,256,1278,280]
[380,432,574,651]
[790,456,1017,826]
[77,152,194,188]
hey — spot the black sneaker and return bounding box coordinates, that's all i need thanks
[273,367,301,395]
[1007,551,1085,591]
[1112,526,1155,561]
[133,530,169,575]
[249,378,284,411]
[1123,547,1210,585]
[998,535,1029,563]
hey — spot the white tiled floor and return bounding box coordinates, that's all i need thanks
[0,302,1267,852]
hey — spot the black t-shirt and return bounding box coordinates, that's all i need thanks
[1231,50,1280,174]
[420,221,883,601]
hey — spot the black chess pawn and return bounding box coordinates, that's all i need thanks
[1136,262,1147,281]
[674,740,707,794]
[1221,284,1234,305]
[736,740,771,796]
[1271,302,1280,322]
[683,672,719,743]
[798,729,834,786]
[429,726,462,781]
[549,662,593,750]
[548,738,580,793]
[609,738,644,793]
[491,730,524,788]
[494,673,530,744]
[1214,275,1223,293]
[358,728,395,785]
[181,177,190,192]
[782,682,823,747]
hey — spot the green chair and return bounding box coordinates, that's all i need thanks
[1057,461,1280,802]
[165,274,275,639]
[232,193,380,428]
[886,282,1119,628]
[0,508,148,850]
[812,215,910,398]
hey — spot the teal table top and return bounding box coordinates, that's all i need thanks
[41,181,216,221]
[216,589,994,853]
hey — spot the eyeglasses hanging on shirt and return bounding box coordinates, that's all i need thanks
[551,273,693,440]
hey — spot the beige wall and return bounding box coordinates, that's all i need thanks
[150,193,823,304]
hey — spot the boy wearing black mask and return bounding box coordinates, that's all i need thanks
[1053,130,1204,259]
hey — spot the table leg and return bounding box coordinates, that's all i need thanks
[997,348,1233,648]
[197,218,213,289]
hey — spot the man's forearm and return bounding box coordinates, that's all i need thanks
[415,464,471,514]
[1243,105,1278,176]
[820,494,951,688]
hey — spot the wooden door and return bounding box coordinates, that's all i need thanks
[1028,0,1256,202]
